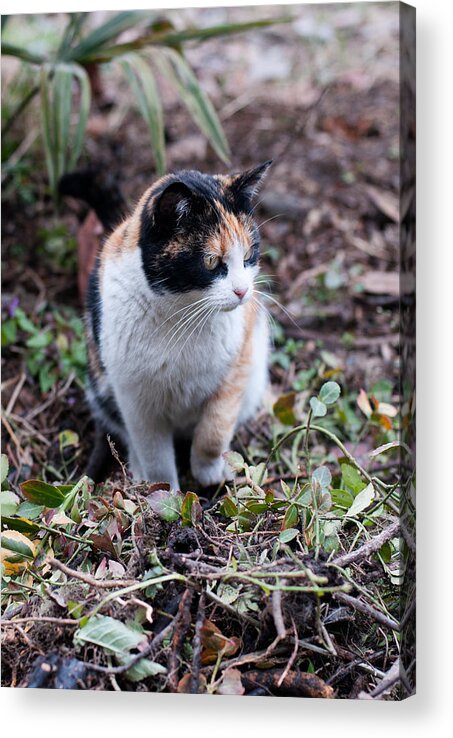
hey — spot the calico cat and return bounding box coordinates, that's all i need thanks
[64,161,271,490]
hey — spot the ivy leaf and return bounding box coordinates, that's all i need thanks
[309,397,327,417]
[319,381,341,405]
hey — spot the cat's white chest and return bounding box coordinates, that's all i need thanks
[101,252,244,427]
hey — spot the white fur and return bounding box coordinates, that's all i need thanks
[98,245,268,489]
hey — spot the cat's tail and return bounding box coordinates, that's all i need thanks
[59,169,126,232]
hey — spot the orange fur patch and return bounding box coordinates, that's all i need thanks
[192,300,257,460]
[207,201,253,258]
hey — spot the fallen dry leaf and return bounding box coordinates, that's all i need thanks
[365,185,399,223]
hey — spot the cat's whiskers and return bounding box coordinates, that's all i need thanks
[150,295,214,343]
[172,304,219,366]
[159,299,217,356]
[253,288,301,332]
[158,297,215,350]
[257,214,282,229]
[251,295,278,348]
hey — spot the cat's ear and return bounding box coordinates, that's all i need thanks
[230,160,272,201]
[155,181,193,222]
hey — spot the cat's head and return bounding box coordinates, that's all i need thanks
[138,161,272,311]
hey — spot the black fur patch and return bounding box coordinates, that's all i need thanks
[97,391,124,428]
[86,259,102,347]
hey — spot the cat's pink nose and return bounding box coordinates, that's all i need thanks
[233,287,248,300]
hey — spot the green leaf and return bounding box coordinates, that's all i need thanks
[331,488,354,509]
[312,466,332,490]
[246,500,268,514]
[273,392,297,425]
[15,308,36,333]
[0,490,20,517]
[1,455,9,484]
[39,62,91,198]
[249,463,267,486]
[147,488,182,522]
[219,496,238,518]
[82,17,293,64]
[1,41,46,64]
[0,516,40,535]
[121,55,165,175]
[40,65,57,196]
[1,320,17,347]
[223,451,244,473]
[319,381,341,405]
[0,533,35,559]
[153,47,230,164]
[341,464,366,495]
[74,615,146,654]
[59,430,79,449]
[26,330,53,348]
[346,483,375,517]
[379,542,392,563]
[67,600,84,619]
[54,65,73,178]
[20,479,66,508]
[16,501,45,520]
[309,396,327,417]
[279,527,299,543]
[68,11,152,62]
[117,654,167,682]
[67,64,91,169]
[180,491,199,527]
[282,504,298,530]
[216,582,239,605]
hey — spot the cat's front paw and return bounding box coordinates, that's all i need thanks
[191,450,233,487]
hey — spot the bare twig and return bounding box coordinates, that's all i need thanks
[168,588,193,692]
[334,592,400,632]
[48,557,138,588]
[190,590,206,694]
[271,587,286,638]
[277,618,298,687]
[2,617,78,626]
[332,521,400,568]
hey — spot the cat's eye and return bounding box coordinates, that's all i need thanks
[204,254,220,270]
[244,246,254,262]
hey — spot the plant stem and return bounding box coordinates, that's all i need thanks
[2,85,39,137]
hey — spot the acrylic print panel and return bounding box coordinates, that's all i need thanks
[1,2,415,699]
